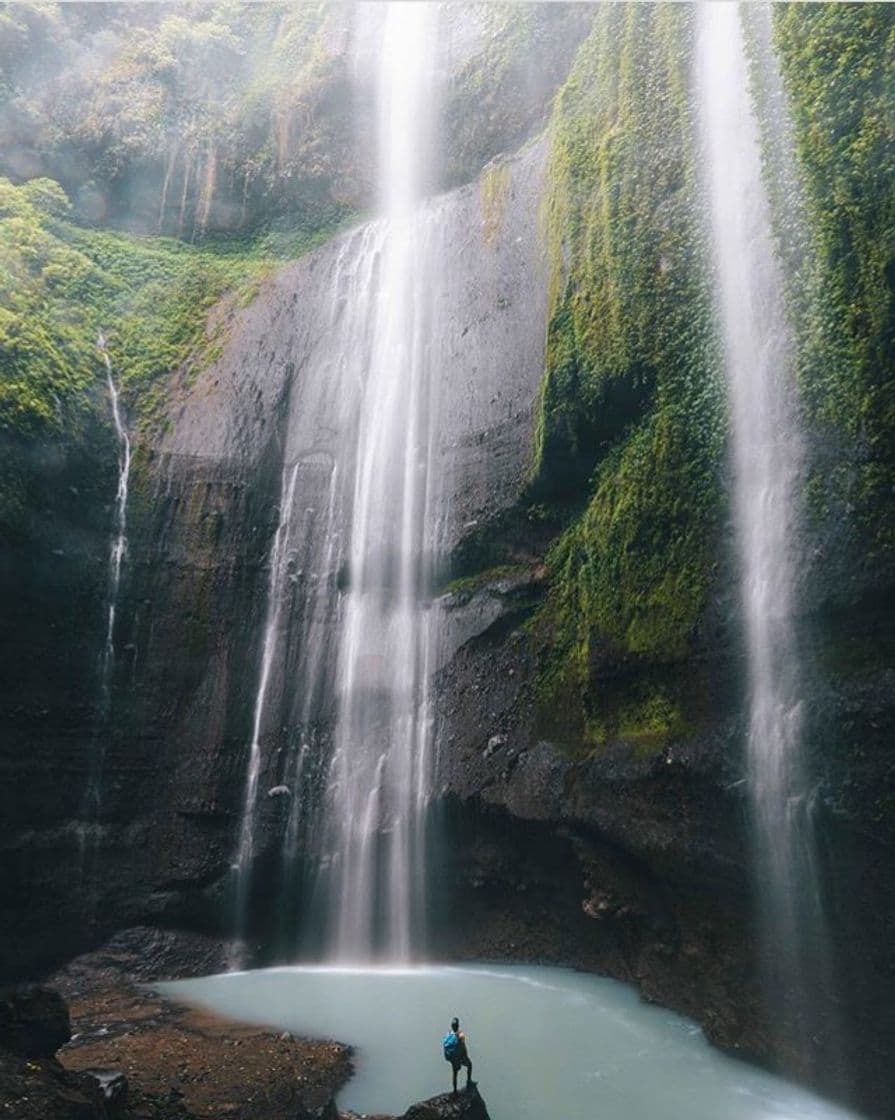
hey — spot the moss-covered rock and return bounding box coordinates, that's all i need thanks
[771,4,895,596]
[531,6,725,748]
[0,174,321,451]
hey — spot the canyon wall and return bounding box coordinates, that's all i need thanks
[1,6,893,1117]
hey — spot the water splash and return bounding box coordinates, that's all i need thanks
[696,0,836,1076]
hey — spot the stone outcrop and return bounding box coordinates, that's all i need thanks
[346,1084,490,1120]
[0,986,108,1120]
[0,987,71,1058]
[401,1084,490,1120]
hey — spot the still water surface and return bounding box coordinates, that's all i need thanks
[159,964,860,1120]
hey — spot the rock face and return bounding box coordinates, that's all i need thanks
[0,1051,107,1120]
[0,987,71,1058]
[0,986,107,1120]
[81,1068,128,1116]
[0,137,550,979]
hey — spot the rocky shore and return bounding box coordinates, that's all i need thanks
[0,980,350,1120]
[0,936,492,1120]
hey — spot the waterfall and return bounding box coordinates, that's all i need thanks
[320,2,442,961]
[84,332,131,817]
[696,1,836,1074]
[232,460,301,950]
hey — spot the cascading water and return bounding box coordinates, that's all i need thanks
[696,1,836,1072]
[232,461,301,950]
[226,1,545,966]
[319,2,442,961]
[83,332,131,819]
[77,332,132,901]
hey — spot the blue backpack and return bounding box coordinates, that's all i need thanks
[443,1030,460,1062]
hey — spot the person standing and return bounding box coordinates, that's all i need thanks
[443,1016,473,1094]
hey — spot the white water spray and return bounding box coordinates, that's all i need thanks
[697,1,833,1065]
[321,2,442,960]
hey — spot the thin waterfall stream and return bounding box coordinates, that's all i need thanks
[84,332,131,819]
[232,461,301,953]
[696,1,836,1072]
[78,332,132,904]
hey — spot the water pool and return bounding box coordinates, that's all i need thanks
[158,964,859,1120]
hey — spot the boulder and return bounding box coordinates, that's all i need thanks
[401,1084,491,1120]
[0,987,70,1057]
[82,1067,128,1115]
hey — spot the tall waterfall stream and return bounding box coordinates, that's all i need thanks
[697,1,836,1071]
[232,3,443,962]
[321,2,442,960]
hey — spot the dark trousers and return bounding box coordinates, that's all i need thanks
[451,1055,473,1091]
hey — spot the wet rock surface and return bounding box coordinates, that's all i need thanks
[346,1083,491,1120]
[0,984,103,1120]
[0,971,351,1120]
[81,1068,128,1115]
[0,136,551,983]
[0,1048,107,1120]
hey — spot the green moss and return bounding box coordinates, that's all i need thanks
[0,176,348,440]
[480,160,511,248]
[530,7,725,746]
[587,686,688,758]
[443,562,534,599]
[771,4,895,570]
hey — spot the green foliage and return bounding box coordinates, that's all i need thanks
[531,7,725,747]
[586,683,688,757]
[551,414,719,660]
[480,160,511,247]
[0,2,353,238]
[773,4,895,566]
[0,176,277,436]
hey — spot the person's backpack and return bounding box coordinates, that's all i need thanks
[443,1030,460,1062]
